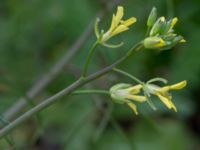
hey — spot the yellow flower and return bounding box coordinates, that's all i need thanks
[110,83,146,114]
[95,6,136,48]
[145,80,187,111]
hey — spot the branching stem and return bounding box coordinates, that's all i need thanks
[0,42,143,139]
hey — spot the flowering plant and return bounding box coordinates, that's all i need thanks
[0,6,187,143]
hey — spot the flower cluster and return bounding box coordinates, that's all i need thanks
[95,6,136,48]
[143,7,185,50]
[95,6,187,115]
[110,79,187,114]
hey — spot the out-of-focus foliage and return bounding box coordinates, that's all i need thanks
[0,0,200,149]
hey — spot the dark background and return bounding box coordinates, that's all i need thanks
[0,0,200,149]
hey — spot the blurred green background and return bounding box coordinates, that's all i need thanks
[0,0,200,149]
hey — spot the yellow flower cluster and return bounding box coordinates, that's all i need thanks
[144,7,185,50]
[110,80,187,114]
[95,6,187,115]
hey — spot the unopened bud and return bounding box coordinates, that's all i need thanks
[144,37,165,49]
[158,36,185,50]
[147,7,157,27]
[150,17,166,36]
[172,36,183,43]
[110,83,131,104]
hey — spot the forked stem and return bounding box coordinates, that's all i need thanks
[0,42,144,139]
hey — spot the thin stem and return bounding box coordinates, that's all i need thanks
[0,42,144,139]
[0,78,83,139]
[113,68,144,85]
[73,90,109,95]
[82,41,99,77]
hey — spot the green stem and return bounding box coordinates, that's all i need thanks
[82,41,99,77]
[0,42,144,139]
[113,68,144,85]
[73,90,109,95]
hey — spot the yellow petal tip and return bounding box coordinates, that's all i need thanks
[160,16,166,22]
[127,102,138,115]
[180,39,186,43]
[170,80,187,90]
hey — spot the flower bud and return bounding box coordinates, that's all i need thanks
[147,7,157,27]
[160,18,178,35]
[110,83,132,104]
[150,17,166,36]
[172,35,184,43]
[143,37,165,49]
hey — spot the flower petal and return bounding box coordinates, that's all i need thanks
[156,86,170,93]
[109,14,117,32]
[169,100,177,112]
[111,25,129,37]
[115,6,124,25]
[128,84,143,94]
[127,102,138,115]
[156,93,172,109]
[127,95,147,102]
[122,17,137,26]
[169,80,187,90]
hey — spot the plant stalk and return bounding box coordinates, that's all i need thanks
[0,42,143,139]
